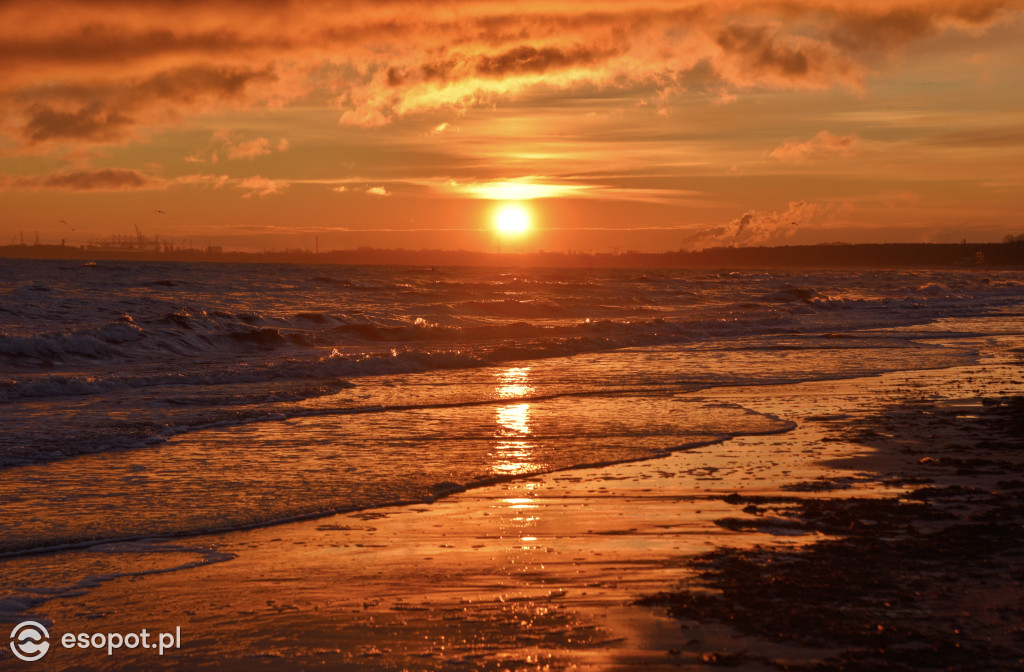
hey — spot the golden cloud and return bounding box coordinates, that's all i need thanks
[770,130,859,163]
[0,1,1015,148]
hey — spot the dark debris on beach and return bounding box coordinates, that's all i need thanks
[639,395,1024,671]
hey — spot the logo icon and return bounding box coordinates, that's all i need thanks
[10,622,50,662]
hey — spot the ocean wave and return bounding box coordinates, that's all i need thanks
[0,316,144,362]
[2,263,1021,397]
[311,276,399,290]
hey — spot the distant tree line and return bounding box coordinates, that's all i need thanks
[3,240,1024,268]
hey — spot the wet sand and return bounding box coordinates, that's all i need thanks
[5,333,1024,670]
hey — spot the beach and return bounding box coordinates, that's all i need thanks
[3,262,1024,669]
[5,322,1021,669]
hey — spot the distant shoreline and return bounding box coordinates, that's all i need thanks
[2,241,1023,269]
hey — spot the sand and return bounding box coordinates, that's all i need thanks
[4,332,1023,670]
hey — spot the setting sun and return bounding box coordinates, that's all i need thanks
[495,205,531,236]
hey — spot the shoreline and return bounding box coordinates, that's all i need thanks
[3,333,1023,669]
[638,343,1024,670]
[1,350,988,554]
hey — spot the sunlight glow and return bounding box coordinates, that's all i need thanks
[492,367,538,476]
[495,205,531,236]
[496,366,534,399]
[461,180,586,200]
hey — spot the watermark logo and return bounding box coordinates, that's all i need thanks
[10,622,50,662]
[8,622,181,661]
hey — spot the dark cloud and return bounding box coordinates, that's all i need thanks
[0,25,278,65]
[828,9,937,52]
[23,103,133,144]
[385,44,620,87]
[386,58,458,86]
[716,25,810,78]
[129,65,277,104]
[17,65,276,145]
[954,2,1006,23]
[828,2,1006,53]
[925,127,1024,147]
[10,168,159,190]
[475,44,619,77]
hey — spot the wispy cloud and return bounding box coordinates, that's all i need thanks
[1,169,254,193]
[237,175,288,197]
[4,167,158,191]
[226,137,272,160]
[445,178,591,200]
[770,130,859,163]
[185,130,290,163]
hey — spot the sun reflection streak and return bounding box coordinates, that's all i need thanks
[496,366,534,399]
[491,367,538,476]
[496,403,530,436]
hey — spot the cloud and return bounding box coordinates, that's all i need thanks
[827,8,939,52]
[0,1,1014,145]
[6,168,160,191]
[173,173,230,188]
[924,127,1024,147]
[22,103,134,144]
[0,167,283,197]
[446,178,589,200]
[187,130,287,163]
[826,4,1004,54]
[683,201,826,249]
[330,183,392,196]
[0,168,241,192]
[714,25,863,89]
[238,175,288,197]
[438,176,700,204]
[226,137,272,160]
[129,65,277,107]
[11,65,278,148]
[770,130,859,163]
[474,44,623,78]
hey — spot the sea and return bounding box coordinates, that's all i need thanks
[1,258,1022,606]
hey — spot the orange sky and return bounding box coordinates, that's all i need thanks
[1,0,1022,252]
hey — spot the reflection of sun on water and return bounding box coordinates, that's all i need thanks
[491,367,538,475]
[493,403,534,475]
[496,403,530,437]
[497,366,534,399]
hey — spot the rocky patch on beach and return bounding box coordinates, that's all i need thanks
[640,394,1024,671]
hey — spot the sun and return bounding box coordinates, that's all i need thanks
[495,205,531,236]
